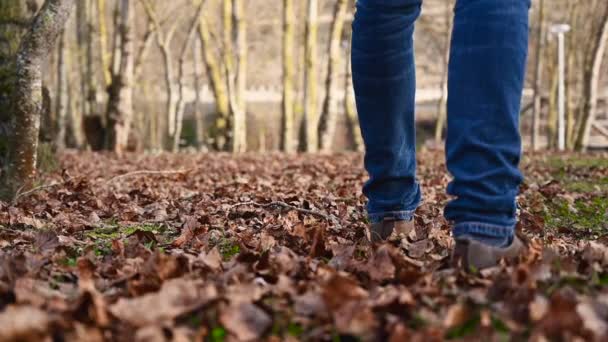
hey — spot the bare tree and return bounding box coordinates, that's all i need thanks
[575,3,608,150]
[192,36,205,149]
[97,0,112,87]
[3,0,74,196]
[232,0,247,153]
[280,0,296,153]
[173,0,207,152]
[531,0,546,151]
[197,5,230,149]
[318,0,348,153]
[302,0,319,152]
[141,0,178,150]
[106,0,134,153]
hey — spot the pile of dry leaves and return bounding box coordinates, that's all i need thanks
[1,151,607,341]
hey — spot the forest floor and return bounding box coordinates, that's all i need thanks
[1,150,608,341]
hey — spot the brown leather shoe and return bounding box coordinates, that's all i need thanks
[452,236,525,271]
[367,219,414,243]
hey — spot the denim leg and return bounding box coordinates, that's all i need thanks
[352,0,422,224]
[445,0,531,239]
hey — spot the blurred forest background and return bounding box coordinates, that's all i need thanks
[2,0,608,162]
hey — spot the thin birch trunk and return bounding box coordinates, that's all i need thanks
[434,0,452,145]
[280,0,296,153]
[303,0,319,152]
[54,20,69,150]
[173,0,207,152]
[232,0,247,153]
[344,36,363,152]
[531,0,545,151]
[318,0,348,153]
[193,37,205,149]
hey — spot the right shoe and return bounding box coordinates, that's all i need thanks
[451,235,525,271]
[367,218,414,243]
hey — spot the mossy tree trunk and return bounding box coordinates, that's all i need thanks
[4,0,75,197]
[0,0,26,167]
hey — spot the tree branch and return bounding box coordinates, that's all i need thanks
[230,201,342,231]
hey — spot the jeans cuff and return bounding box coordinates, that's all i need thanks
[368,210,415,224]
[452,221,515,239]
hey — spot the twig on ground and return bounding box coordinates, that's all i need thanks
[230,201,343,231]
[104,169,191,185]
[12,178,74,204]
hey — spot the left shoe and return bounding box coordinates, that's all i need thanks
[451,235,525,271]
[367,219,414,243]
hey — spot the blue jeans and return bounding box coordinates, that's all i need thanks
[352,0,530,241]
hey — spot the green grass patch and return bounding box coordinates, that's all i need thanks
[544,197,608,235]
[217,238,241,261]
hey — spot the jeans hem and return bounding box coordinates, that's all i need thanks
[368,210,416,224]
[452,221,515,239]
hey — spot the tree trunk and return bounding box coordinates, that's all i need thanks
[197,9,230,150]
[76,0,90,119]
[302,0,319,152]
[318,0,348,153]
[193,36,205,149]
[434,0,452,145]
[0,0,25,166]
[531,0,545,151]
[575,4,608,150]
[106,0,134,154]
[280,0,296,153]
[232,0,247,153]
[344,36,363,152]
[97,0,111,87]
[5,0,74,196]
[547,66,558,149]
[173,0,206,152]
[54,19,69,150]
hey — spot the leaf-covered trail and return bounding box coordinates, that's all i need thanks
[1,151,607,341]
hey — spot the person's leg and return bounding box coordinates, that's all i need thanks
[445,0,531,246]
[352,0,423,227]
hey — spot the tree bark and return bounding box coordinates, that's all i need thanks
[193,36,205,149]
[232,0,247,153]
[197,7,230,150]
[6,0,74,195]
[0,0,25,167]
[54,19,69,150]
[97,0,111,87]
[173,0,206,152]
[434,0,452,145]
[575,3,608,150]
[318,0,348,153]
[106,0,134,154]
[344,35,363,152]
[302,0,319,152]
[531,0,545,151]
[280,0,296,153]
